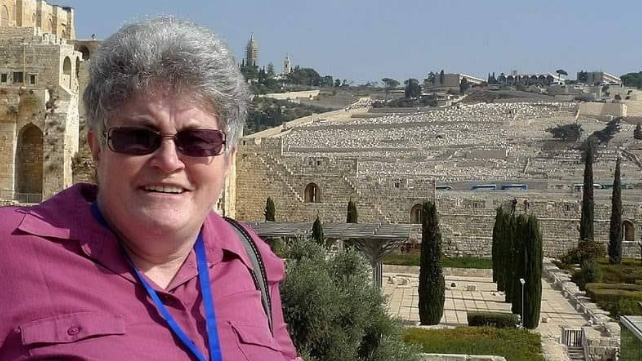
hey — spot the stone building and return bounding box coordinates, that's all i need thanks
[283,54,291,75]
[0,0,81,202]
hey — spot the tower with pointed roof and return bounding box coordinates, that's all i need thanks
[245,33,258,67]
[283,54,291,75]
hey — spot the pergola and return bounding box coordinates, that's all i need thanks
[245,222,413,288]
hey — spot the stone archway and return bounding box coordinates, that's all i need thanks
[623,220,635,242]
[304,183,320,203]
[1,6,8,26]
[410,204,423,224]
[15,124,43,202]
[79,45,90,60]
[62,56,72,88]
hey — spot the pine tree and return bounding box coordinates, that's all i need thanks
[264,197,276,222]
[418,201,445,325]
[346,199,358,223]
[311,215,325,247]
[635,122,642,140]
[580,139,595,241]
[523,215,543,329]
[608,157,623,264]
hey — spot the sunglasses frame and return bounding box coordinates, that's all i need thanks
[104,127,227,157]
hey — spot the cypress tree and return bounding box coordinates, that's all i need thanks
[311,215,325,247]
[346,199,358,223]
[504,215,517,303]
[418,201,445,325]
[608,157,623,264]
[511,215,527,315]
[491,207,503,284]
[580,138,595,241]
[497,211,511,292]
[523,215,543,329]
[635,122,642,140]
[264,197,276,222]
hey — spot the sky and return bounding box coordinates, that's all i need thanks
[63,0,641,85]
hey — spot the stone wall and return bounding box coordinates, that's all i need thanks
[578,102,627,118]
[236,141,642,258]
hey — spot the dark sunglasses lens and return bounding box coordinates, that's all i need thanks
[176,130,225,156]
[109,128,159,155]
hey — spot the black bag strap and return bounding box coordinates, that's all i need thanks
[223,217,273,334]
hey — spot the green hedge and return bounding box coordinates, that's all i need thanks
[467,312,518,328]
[403,327,545,361]
[584,287,642,317]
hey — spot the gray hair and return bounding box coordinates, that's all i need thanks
[83,16,249,152]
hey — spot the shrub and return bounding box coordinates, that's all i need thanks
[618,297,642,316]
[467,312,518,328]
[572,259,600,290]
[280,239,420,361]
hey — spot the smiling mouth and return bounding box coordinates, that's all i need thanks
[143,185,186,194]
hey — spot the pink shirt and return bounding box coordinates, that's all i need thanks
[0,184,302,361]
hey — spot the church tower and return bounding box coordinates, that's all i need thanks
[245,33,258,67]
[283,54,292,75]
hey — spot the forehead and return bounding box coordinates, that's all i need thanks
[108,93,220,130]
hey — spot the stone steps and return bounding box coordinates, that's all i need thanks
[567,346,585,361]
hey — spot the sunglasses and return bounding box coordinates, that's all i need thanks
[105,127,226,157]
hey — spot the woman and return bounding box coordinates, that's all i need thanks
[0,17,302,361]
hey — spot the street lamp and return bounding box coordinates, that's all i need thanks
[519,278,526,328]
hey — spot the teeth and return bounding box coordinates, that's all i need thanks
[144,185,185,194]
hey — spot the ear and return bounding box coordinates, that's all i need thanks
[223,146,237,178]
[87,130,102,164]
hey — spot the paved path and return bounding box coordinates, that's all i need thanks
[383,272,587,361]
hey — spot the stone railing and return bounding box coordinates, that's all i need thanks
[383,265,492,278]
[543,259,620,361]
[420,354,505,361]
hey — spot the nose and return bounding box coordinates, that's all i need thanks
[148,138,185,173]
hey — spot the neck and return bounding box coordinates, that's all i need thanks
[94,201,200,289]
[122,238,195,289]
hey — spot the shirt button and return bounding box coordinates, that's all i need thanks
[67,326,81,336]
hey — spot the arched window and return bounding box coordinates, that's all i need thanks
[623,220,635,242]
[410,204,423,224]
[79,45,90,60]
[1,6,9,26]
[304,183,320,203]
[15,124,44,201]
[62,56,72,88]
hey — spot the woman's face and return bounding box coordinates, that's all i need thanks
[88,93,234,239]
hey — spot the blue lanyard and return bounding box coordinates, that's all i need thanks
[91,203,223,361]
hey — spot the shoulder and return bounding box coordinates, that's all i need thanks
[205,213,285,282]
[0,205,30,241]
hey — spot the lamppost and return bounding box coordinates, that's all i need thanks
[519,278,526,328]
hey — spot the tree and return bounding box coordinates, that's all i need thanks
[459,77,470,94]
[580,138,595,241]
[439,70,445,85]
[546,123,582,141]
[523,215,543,329]
[311,214,325,246]
[404,78,421,99]
[491,207,503,284]
[634,122,642,140]
[577,70,588,84]
[510,215,527,315]
[556,69,568,79]
[266,62,275,77]
[418,201,445,325]
[280,239,420,361]
[591,117,621,145]
[264,197,275,221]
[346,198,358,223]
[381,78,400,100]
[504,215,517,303]
[425,71,436,85]
[608,157,623,264]
[334,78,341,87]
